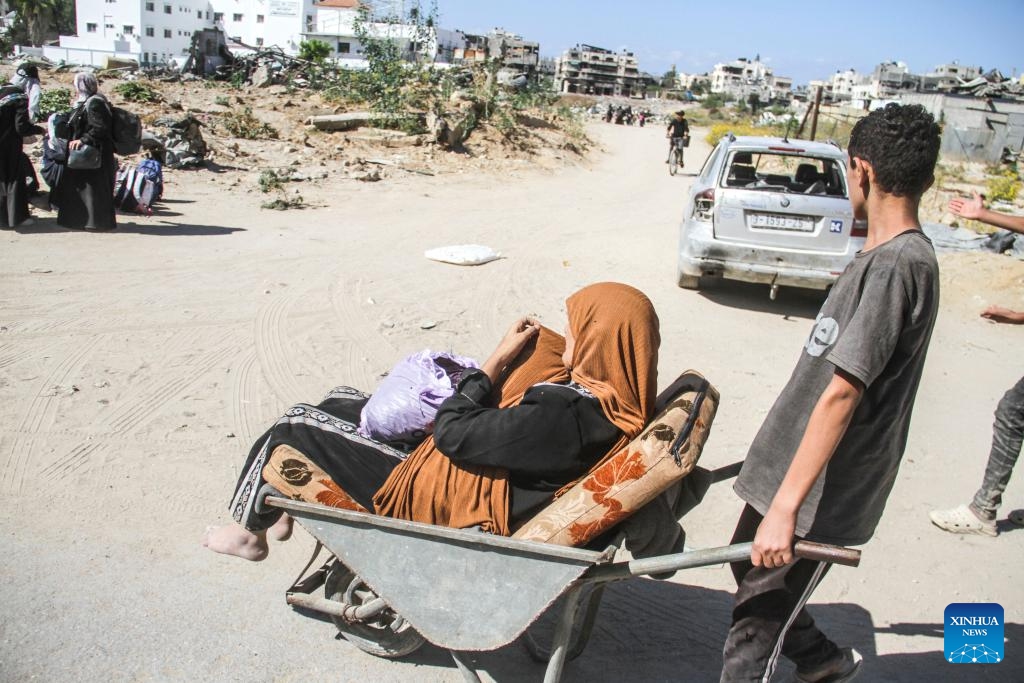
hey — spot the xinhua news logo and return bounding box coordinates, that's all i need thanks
[944,603,1003,664]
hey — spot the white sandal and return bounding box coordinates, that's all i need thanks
[929,504,997,537]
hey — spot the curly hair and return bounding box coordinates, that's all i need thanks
[848,103,941,198]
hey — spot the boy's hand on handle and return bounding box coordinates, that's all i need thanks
[752,506,796,568]
[482,317,540,382]
[948,191,984,219]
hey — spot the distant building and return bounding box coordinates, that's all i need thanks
[927,61,983,91]
[676,71,710,92]
[828,69,862,101]
[453,28,539,79]
[44,0,464,67]
[555,44,642,97]
[710,56,791,102]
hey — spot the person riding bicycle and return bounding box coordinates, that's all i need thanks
[666,110,690,165]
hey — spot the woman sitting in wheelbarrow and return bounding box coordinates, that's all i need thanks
[203,282,660,560]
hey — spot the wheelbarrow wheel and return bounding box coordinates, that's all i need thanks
[324,560,426,658]
[521,584,604,663]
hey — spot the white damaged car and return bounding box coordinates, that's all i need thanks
[677,134,866,298]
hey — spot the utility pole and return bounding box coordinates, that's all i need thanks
[809,85,823,141]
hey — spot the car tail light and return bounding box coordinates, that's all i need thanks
[694,188,715,220]
[768,146,804,153]
[850,221,868,238]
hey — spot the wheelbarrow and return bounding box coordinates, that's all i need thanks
[258,484,860,683]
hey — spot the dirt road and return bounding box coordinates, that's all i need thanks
[1,121,1021,682]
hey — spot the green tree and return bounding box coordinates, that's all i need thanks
[10,0,74,46]
[298,39,331,63]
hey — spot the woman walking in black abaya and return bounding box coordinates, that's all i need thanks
[0,71,44,228]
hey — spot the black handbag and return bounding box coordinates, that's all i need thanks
[68,143,101,170]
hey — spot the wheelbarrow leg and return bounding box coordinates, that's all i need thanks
[543,584,587,683]
[450,650,482,683]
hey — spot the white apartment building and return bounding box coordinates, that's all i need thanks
[46,0,461,67]
[828,69,862,101]
[709,56,791,102]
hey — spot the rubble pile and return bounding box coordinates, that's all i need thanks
[951,69,1024,99]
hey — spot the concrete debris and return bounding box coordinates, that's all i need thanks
[146,114,208,168]
[951,70,1024,99]
[306,112,422,132]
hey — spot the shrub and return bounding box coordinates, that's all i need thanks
[113,81,162,103]
[987,169,1021,203]
[36,87,72,120]
[261,195,305,210]
[222,107,278,139]
[258,169,283,193]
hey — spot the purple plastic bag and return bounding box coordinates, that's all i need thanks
[358,349,480,444]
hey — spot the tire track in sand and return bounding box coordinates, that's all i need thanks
[101,337,236,435]
[2,335,102,494]
[39,441,103,481]
[228,349,260,445]
[330,277,400,392]
[254,290,310,406]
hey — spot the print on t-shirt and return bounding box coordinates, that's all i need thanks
[805,311,839,357]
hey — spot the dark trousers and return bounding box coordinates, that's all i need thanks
[971,376,1024,519]
[720,505,839,682]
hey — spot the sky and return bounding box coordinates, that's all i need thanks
[430,0,1024,85]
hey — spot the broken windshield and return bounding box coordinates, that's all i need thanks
[722,152,848,197]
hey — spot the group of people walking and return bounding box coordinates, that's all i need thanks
[1,65,117,231]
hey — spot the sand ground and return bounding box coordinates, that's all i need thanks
[1,121,1022,682]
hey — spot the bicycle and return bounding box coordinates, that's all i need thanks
[668,135,688,176]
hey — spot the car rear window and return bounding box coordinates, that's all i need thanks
[721,151,847,198]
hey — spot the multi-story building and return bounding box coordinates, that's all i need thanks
[709,56,791,102]
[554,44,641,97]
[927,61,983,90]
[45,0,464,67]
[452,28,540,78]
[675,71,710,92]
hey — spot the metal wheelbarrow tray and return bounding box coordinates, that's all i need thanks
[261,492,860,683]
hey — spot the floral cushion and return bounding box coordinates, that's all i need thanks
[512,371,718,547]
[262,444,369,513]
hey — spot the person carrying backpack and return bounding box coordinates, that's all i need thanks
[55,72,116,231]
[0,75,44,228]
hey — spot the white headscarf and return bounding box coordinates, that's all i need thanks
[11,64,41,123]
[73,72,101,104]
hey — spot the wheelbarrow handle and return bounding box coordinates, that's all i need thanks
[794,540,860,567]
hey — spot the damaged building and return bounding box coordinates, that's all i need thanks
[555,44,642,97]
[452,28,540,83]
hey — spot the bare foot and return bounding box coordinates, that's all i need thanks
[268,513,294,542]
[202,523,269,561]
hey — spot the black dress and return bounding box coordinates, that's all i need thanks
[56,97,117,230]
[0,86,43,228]
[433,370,622,522]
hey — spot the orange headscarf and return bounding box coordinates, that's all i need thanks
[373,282,660,534]
[566,282,660,442]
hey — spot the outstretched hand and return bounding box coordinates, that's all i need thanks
[981,305,1024,325]
[481,317,541,381]
[948,191,984,220]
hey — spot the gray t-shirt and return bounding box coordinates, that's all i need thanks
[735,230,939,545]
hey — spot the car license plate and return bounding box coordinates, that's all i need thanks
[749,212,814,232]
